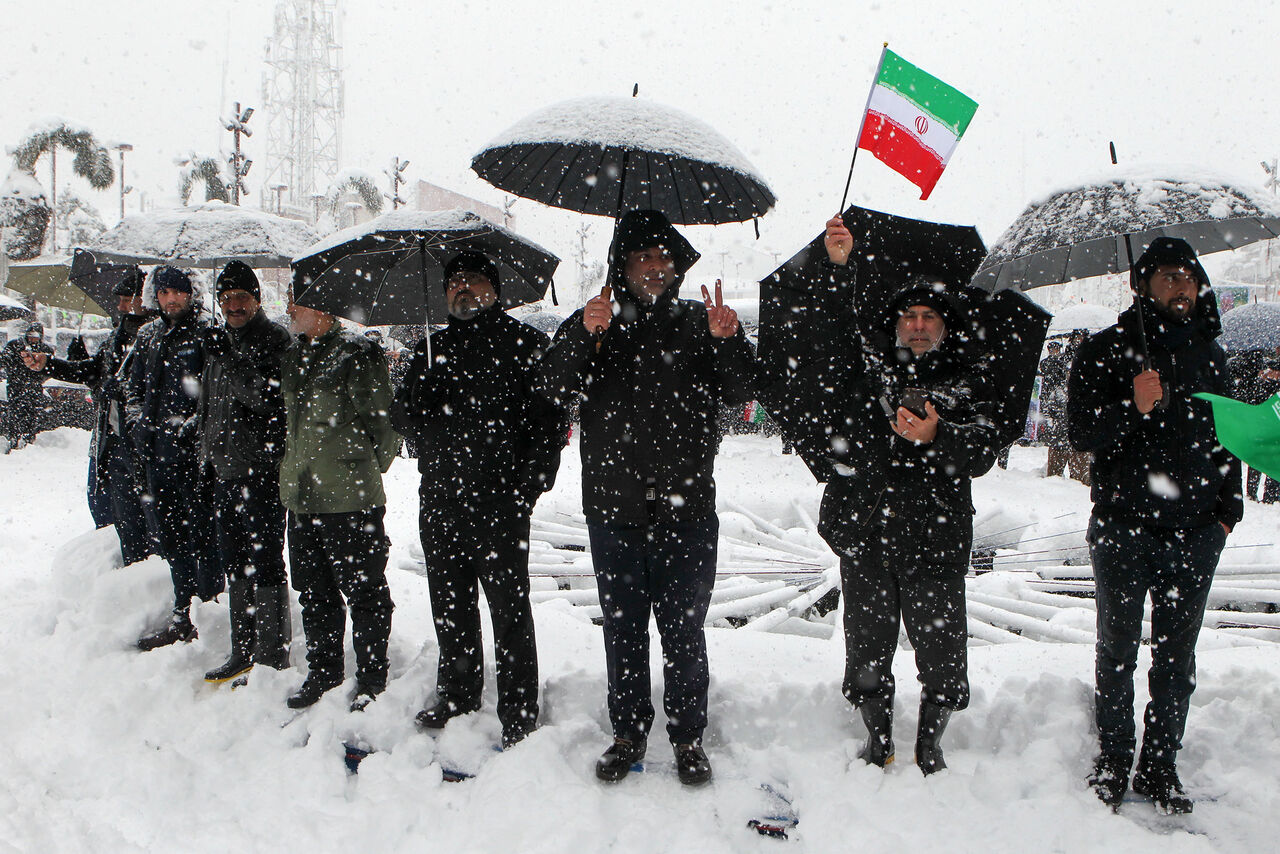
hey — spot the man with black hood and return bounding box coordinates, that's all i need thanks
[392,250,567,748]
[816,216,1000,776]
[538,209,757,785]
[196,261,293,683]
[22,268,153,564]
[126,265,223,650]
[2,320,54,449]
[1069,237,1241,814]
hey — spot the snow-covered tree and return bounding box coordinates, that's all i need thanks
[177,155,230,204]
[56,185,107,249]
[317,170,383,232]
[8,119,114,253]
[0,168,51,261]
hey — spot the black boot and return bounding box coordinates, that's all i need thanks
[915,701,952,776]
[252,584,292,670]
[1087,753,1132,808]
[674,741,713,786]
[349,682,385,713]
[1132,759,1193,814]
[595,737,647,782]
[138,608,197,651]
[856,696,895,768]
[286,671,343,709]
[205,579,255,683]
[414,699,479,730]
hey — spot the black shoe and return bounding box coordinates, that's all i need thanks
[1087,753,1132,808]
[204,654,253,683]
[349,684,384,713]
[674,742,713,786]
[501,723,537,750]
[915,701,952,776]
[856,697,895,768]
[414,699,478,730]
[137,612,197,651]
[1132,761,1192,814]
[287,673,343,709]
[595,737,647,782]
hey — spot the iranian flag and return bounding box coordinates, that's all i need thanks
[857,48,978,200]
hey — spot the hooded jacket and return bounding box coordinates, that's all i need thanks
[537,212,757,526]
[1067,289,1242,529]
[125,302,212,458]
[1,323,53,400]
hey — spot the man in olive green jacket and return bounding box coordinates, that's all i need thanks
[281,301,401,712]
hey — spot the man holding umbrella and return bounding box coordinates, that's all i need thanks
[2,321,54,450]
[1069,237,1241,813]
[538,210,756,785]
[392,250,567,748]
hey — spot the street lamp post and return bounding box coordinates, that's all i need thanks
[224,102,254,206]
[270,183,288,214]
[114,143,133,221]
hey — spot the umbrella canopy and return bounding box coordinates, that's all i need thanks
[1,255,110,315]
[973,168,1280,293]
[291,209,559,327]
[1048,302,1118,334]
[472,95,775,225]
[1218,301,1280,351]
[0,292,34,322]
[87,201,318,269]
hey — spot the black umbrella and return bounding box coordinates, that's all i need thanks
[1218,301,1280,352]
[291,209,560,329]
[757,204,1048,479]
[68,249,142,321]
[471,95,775,226]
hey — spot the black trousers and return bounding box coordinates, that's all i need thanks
[4,393,42,444]
[421,496,538,732]
[288,507,394,691]
[839,540,969,711]
[144,438,222,608]
[588,515,718,745]
[213,468,286,587]
[1089,515,1224,766]
[102,435,153,566]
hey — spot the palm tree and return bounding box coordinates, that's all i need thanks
[324,170,384,229]
[177,155,230,204]
[11,121,115,252]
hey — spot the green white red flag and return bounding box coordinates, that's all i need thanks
[857,48,978,200]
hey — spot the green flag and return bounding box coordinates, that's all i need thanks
[1193,391,1280,479]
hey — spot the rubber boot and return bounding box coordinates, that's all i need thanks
[205,579,255,682]
[252,584,292,670]
[137,607,197,651]
[856,696,895,767]
[915,700,952,776]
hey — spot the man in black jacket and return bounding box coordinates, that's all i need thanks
[198,261,293,683]
[539,210,756,785]
[816,215,999,776]
[393,251,567,749]
[2,321,54,450]
[23,270,153,564]
[1069,237,1242,814]
[126,266,223,650]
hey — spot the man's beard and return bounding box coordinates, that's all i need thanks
[449,291,482,320]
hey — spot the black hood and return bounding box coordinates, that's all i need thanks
[880,280,971,350]
[1120,284,1222,345]
[605,210,700,304]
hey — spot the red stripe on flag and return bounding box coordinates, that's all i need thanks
[857,112,947,200]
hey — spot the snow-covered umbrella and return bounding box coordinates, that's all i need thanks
[1047,303,1117,334]
[291,209,559,328]
[1218,301,1280,351]
[85,201,319,269]
[471,95,775,225]
[1,255,101,314]
[0,291,34,322]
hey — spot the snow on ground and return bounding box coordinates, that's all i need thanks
[2,429,1279,853]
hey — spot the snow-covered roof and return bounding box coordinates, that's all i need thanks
[298,208,554,261]
[88,201,319,269]
[478,96,768,183]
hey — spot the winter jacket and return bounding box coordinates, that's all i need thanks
[814,276,1000,573]
[539,267,756,526]
[197,309,292,480]
[279,322,400,515]
[391,305,567,514]
[1,337,53,400]
[125,305,211,460]
[1067,294,1243,530]
[43,313,148,464]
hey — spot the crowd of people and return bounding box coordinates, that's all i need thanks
[4,214,1244,811]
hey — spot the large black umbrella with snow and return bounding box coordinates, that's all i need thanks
[291,209,559,327]
[1218,301,1280,351]
[471,95,775,225]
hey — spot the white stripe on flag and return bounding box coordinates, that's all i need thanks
[866,84,961,165]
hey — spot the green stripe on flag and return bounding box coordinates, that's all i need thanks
[1194,391,1280,480]
[876,49,978,137]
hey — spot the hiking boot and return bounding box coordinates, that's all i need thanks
[674,741,713,786]
[1087,753,1132,808]
[414,699,478,730]
[856,696,895,768]
[349,683,384,713]
[137,610,197,652]
[595,737,647,782]
[1132,761,1193,814]
[286,673,343,709]
[915,701,952,776]
[501,723,537,750]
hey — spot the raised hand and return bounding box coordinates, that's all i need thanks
[824,215,853,266]
[20,350,49,372]
[702,279,739,339]
[583,284,614,336]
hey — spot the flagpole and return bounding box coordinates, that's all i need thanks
[839,42,889,213]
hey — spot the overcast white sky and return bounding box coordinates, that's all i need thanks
[2,0,1278,286]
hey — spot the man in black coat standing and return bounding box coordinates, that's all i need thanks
[126,266,223,650]
[1070,237,1242,814]
[197,261,293,683]
[2,321,54,450]
[539,210,756,785]
[817,216,999,776]
[393,251,567,749]
[23,269,153,564]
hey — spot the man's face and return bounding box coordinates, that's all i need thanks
[623,245,676,304]
[446,271,497,320]
[218,289,260,329]
[156,286,193,319]
[116,295,145,316]
[896,304,946,355]
[25,332,40,346]
[1144,264,1199,321]
[286,301,331,338]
